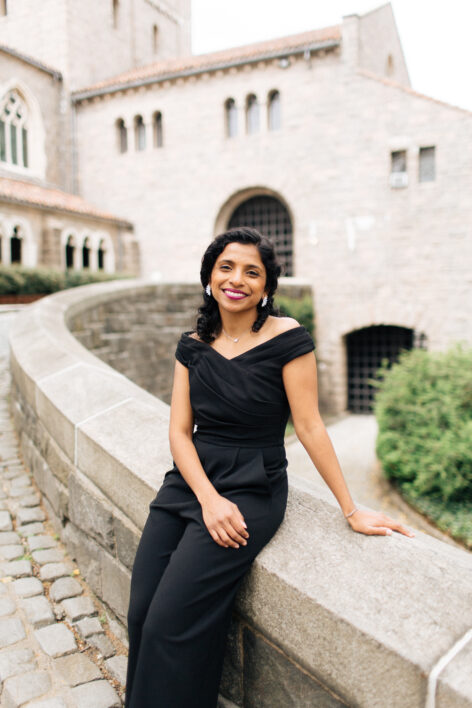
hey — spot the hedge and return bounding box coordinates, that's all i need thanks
[371,343,472,549]
[0,265,133,295]
[274,293,315,339]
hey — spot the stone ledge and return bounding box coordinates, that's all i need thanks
[8,279,472,708]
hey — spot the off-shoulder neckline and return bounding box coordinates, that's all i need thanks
[182,325,306,362]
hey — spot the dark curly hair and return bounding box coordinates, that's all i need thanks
[195,227,282,343]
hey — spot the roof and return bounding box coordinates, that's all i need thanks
[0,45,62,80]
[0,177,132,227]
[72,24,341,101]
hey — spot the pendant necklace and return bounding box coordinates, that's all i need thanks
[222,327,251,343]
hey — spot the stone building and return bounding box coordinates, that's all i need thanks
[1,1,471,414]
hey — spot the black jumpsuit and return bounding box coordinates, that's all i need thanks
[125,325,315,707]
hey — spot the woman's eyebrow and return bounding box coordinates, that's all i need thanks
[218,259,262,269]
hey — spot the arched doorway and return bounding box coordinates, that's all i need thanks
[10,225,22,263]
[346,325,415,413]
[227,195,293,276]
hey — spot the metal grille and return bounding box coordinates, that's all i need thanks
[347,325,413,413]
[228,196,293,276]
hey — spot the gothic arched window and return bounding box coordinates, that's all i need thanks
[153,111,163,148]
[116,118,128,153]
[225,98,237,138]
[134,115,146,151]
[268,90,281,131]
[0,90,28,167]
[246,94,259,135]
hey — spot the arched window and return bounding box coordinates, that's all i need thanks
[82,237,90,268]
[10,225,22,264]
[116,118,127,153]
[268,90,281,131]
[134,115,146,151]
[246,94,259,135]
[152,24,159,53]
[0,90,28,167]
[98,239,106,270]
[65,235,75,269]
[153,111,163,147]
[224,98,237,138]
[112,0,119,28]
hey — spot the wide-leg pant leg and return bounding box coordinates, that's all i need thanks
[125,506,187,708]
[126,475,288,708]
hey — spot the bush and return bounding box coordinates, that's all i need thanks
[0,265,132,295]
[274,294,315,339]
[371,343,472,548]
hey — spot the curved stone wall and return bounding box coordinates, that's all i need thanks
[8,279,472,708]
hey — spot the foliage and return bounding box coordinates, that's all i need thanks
[371,343,472,548]
[275,293,315,339]
[0,265,132,295]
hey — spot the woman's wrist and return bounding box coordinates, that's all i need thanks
[344,506,359,520]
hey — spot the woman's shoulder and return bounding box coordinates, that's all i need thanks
[268,316,301,336]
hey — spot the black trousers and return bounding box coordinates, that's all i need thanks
[125,472,288,708]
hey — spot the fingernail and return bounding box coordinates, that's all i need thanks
[242,522,247,528]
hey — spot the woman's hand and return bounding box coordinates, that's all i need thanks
[201,493,250,548]
[347,509,415,538]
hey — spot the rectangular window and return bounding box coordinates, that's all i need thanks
[22,127,28,167]
[0,120,5,162]
[391,150,407,173]
[10,123,17,164]
[419,146,435,182]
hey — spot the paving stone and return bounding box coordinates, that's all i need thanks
[0,559,32,577]
[11,577,44,597]
[0,617,26,648]
[74,616,103,639]
[18,493,41,507]
[0,488,6,498]
[25,698,68,708]
[0,531,20,546]
[2,669,51,706]
[10,474,31,488]
[40,563,72,581]
[2,469,26,480]
[16,507,46,524]
[20,596,55,628]
[32,548,65,565]
[61,596,97,622]
[105,654,127,685]
[17,522,45,536]
[0,595,16,616]
[0,510,13,531]
[70,679,121,708]
[0,499,9,510]
[0,544,24,561]
[49,577,83,603]
[0,646,36,680]
[27,535,57,552]
[34,623,77,657]
[53,652,102,686]
[9,486,34,498]
[87,632,116,659]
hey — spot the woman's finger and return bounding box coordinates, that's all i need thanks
[218,527,239,548]
[209,528,226,547]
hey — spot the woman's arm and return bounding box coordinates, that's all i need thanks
[168,360,249,548]
[282,352,414,538]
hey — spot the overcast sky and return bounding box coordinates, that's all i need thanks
[191,0,472,113]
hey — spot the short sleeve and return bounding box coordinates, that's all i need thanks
[279,326,315,367]
[175,332,194,368]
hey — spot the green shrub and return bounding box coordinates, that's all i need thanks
[274,294,315,339]
[371,343,472,548]
[0,265,132,295]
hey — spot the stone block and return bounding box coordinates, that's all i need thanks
[0,559,32,577]
[39,562,73,581]
[0,617,26,648]
[11,576,44,598]
[437,636,472,708]
[18,492,41,507]
[61,595,97,622]
[74,616,104,639]
[20,595,55,628]
[0,510,13,531]
[0,646,36,681]
[24,698,67,708]
[87,632,116,659]
[0,545,24,561]
[99,548,130,624]
[2,669,51,707]
[0,596,16,616]
[32,548,65,565]
[49,576,83,602]
[70,679,121,708]
[68,470,115,552]
[17,522,45,536]
[62,522,102,597]
[53,651,102,686]
[16,506,46,524]
[27,535,57,552]
[0,532,21,546]
[34,623,77,657]
[112,506,140,571]
[104,654,127,685]
[10,474,31,488]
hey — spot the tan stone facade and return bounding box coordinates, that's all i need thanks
[1,2,471,412]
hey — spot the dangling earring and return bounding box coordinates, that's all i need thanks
[261,295,268,307]
[205,284,212,297]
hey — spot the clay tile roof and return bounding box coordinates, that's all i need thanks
[73,24,341,98]
[0,177,132,226]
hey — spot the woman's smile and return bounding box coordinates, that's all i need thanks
[223,288,248,300]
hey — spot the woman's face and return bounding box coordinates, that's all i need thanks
[209,241,268,314]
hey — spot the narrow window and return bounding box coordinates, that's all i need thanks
[82,237,90,268]
[152,24,159,53]
[21,126,28,167]
[10,122,17,164]
[116,118,127,153]
[224,98,237,138]
[65,235,75,268]
[0,120,5,161]
[391,150,407,173]
[98,239,105,270]
[0,236,2,263]
[0,89,28,167]
[268,90,281,131]
[134,115,146,151]
[153,111,163,147]
[246,94,259,134]
[112,0,119,28]
[11,226,21,264]
[0,1,7,17]
[419,146,435,182]
[386,54,394,77]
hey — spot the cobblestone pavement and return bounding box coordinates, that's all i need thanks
[0,313,128,707]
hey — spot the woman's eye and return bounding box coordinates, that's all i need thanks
[248,271,259,277]
[220,265,230,270]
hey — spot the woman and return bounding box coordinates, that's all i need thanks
[125,227,414,708]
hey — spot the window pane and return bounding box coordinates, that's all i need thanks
[391,150,406,173]
[225,100,237,138]
[247,96,259,134]
[10,123,17,164]
[419,146,435,182]
[0,120,5,162]
[22,127,28,167]
[268,92,281,130]
[154,113,163,147]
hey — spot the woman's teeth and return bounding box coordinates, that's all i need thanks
[224,290,247,299]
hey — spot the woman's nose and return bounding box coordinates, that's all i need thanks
[229,270,244,285]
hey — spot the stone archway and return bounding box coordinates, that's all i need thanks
[346,325,414,413]
[216,189,294,276]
